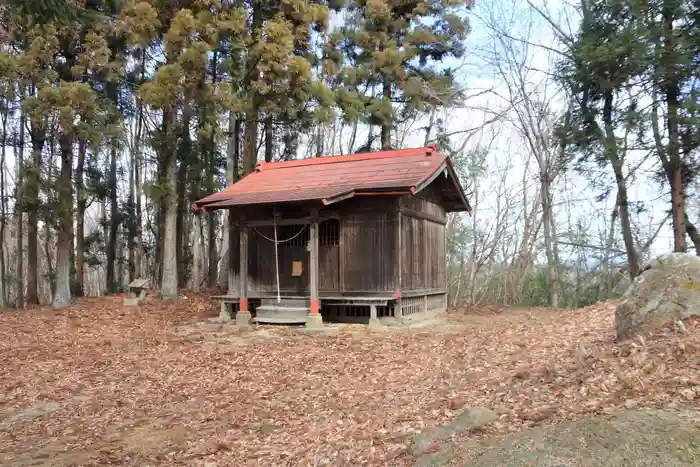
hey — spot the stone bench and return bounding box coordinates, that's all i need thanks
[212,295,239,322]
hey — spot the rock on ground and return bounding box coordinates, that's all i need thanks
[415,409,700,467]
[615,252,700,341]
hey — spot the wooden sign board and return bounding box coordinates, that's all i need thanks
[292,261,303,277]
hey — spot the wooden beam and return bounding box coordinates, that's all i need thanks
[247,213,340,227]
[399,208,447,225]
[309,208,320,314]
[322,191,355,206]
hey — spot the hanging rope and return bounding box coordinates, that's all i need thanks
[251,221,309,304]
[252,224,308,244]
[273,216,281,303]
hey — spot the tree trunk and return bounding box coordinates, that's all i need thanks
[176,94,193,289]
[53,135,73,309]
[661,4,686,252]
[26,118,43,305]
[264,116,273,162]
[603,90,639,279]
[217,113,240,289]
[176,162,187,288]
[243,6,262,174]
[75,138,86,296]
[244,109,259,173]
[161,105,179,300]
[101,197,108,293]
[539,171,559,307]
[134,105,144,278]
[191,214,203,292]
[0,106,8,308]
[650,94,700,255]
[134,52,146,279]
[106,140,118,292]
[127,139,135,283]
[206,51,219,287]
[380,80,392,150]
[14,106,25,309]
[154,110,168,288]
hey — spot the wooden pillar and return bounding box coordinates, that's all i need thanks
[309,209,319,313]
[395,210,403,318]
[227,210,238,295]
[237,214,251,326]
[306,208,323,328]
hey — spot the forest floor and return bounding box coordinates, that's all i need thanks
[0,292,699,467]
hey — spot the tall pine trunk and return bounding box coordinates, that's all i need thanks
[161,104,179,300]
[264,116,273,162]
[192,214,203,291]
[106,140,119,292]
[380,80,392,150]
[26,115,44,305]
[134,106,144,278]
[651,93,700,255]
[75,138,86,296]
[154,110,168,287]
[53,135,73,308]
[243,6,262,174]
[217,113,240,289]
[662,7,685,252]
[127,138,135,282]
[206,50,219,286]
[14,106,25,309]
[0,104,8,308]
[176,94,193,289]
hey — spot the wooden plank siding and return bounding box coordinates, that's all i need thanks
[399,187,447,292]
[229,188,448,297]
[340,212,397,292]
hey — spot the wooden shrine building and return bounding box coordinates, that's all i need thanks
[193,145,471,327]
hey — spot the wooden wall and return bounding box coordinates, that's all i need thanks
[230,188,449,297]
[248,224,310,294]
[340,212,397,292]
[399,186,447,292]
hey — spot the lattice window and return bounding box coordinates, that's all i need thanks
[320,219,339,247]
[278,224,309,248]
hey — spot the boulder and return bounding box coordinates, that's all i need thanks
[413,409,700,467]
[615,253,700,341]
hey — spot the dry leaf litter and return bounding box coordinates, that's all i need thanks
[0,293,698,466]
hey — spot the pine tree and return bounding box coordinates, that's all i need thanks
[339,0,471,150]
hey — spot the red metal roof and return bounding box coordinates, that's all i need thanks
[195,145,470,212]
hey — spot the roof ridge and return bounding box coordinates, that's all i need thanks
[255,146,438,171]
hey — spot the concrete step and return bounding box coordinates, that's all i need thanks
[260,297,310,308]
[254,304,309,324]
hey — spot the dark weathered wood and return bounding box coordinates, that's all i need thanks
[341,211,396,292]
[395,211,403,316]
[239,216,248,311]
[319,219,340,291]
[218,180,450,308]
[228,215,239,294]
[309,208,320,313]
